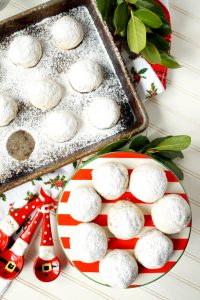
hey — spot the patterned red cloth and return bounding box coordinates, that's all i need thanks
[151,0,171,89]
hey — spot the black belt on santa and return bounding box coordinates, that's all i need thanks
[0,256,20,273]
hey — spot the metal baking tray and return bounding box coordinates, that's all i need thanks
[0,0,148,194]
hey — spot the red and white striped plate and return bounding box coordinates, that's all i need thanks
[57,152,191,287]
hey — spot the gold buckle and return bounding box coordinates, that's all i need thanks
[5,261,16,272]
[42,263,52,273]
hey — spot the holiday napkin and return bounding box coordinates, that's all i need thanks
[0,0,171,297]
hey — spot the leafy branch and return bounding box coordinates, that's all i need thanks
[96,135,191,180]
[97,0,180,68]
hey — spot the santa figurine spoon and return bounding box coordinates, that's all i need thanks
[34,204,61,282]
[0,207,44,280]
[0,187,53,253]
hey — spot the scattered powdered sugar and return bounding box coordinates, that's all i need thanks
[0,6,134,184]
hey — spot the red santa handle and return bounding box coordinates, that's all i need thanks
[0,188,54,252]
[34,209,61,282]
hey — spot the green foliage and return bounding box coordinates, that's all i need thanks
[127,12,146,53]
[140,40,161,64]
[96,134,191,180]
[96,0,180,68]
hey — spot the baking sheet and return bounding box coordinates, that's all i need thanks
[0,0,148,193]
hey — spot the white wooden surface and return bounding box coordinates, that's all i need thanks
[1,1,200,299]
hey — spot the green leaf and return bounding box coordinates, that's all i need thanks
[126,0,137,4]
[158,150,184,159]
[119,28,127,37]
[129,135,150,151]
[145,26,153,33]
[138,67,148,74]
[141,136,172,153]
[127,12,146,53]
[0,194,6,201]
[147,33,170,51]
[97,0,113,21]
[98,139,129,155]
[136,0,167,21]
[141,40,161,64]
[113,2,130,34]
[155,22,172,35]
[135,8,162,29]
[159,51,181,69]
[151,154,184,180]
[153,135,191,151]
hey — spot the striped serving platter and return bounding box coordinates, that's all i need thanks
[57,152,191,288]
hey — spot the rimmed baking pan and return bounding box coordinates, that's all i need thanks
[0,0,148,194]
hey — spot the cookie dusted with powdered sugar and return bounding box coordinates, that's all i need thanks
[92,162,129,200]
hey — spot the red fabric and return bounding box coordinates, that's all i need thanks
[150,1,172,89]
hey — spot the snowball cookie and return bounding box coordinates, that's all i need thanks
[135,229,173,269]
[152,194,191,234]
[88,97,120,129]
[44,110,78,143]
[70,223,108,263]
[129,164,168,203]
[68,186,102,222]
[108,200,144,239]
[99,250,138,288]
[92,162,129,200]
[68,59,103,93]
[8,35,42,68]
[52,16,84,50]
[0,94,18,127]
[27,78,62,111]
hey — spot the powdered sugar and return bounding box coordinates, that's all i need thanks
[8,35,42,68]
[70,223,108,263]
[88,96,121,129]
[129,164,168,203]
[99,250,138,288]
[0,94,18,127]
[151,194,191,234]
[27,77,62,111]
[92,162,129,200]
[108,200,144,239]
[135,229,173,269]
[68,186,102,222]
[68,59,103,93]
[0,6,132,184]
[52,15,84,50]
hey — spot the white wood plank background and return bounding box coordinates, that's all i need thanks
[1,1,200,299]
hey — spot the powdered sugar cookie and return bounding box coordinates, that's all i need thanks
[152,194,191,234]
[129,164,168,203]
[88,97,120,129]
[68,59,103,93]
[52,16,84,50]
[135,229,173,269]
[70,223,108,263]
[27,78,62,111]
[0,94,18,127]
[99,250,138,288]
[68,186,102,222]
[44,110,78,143]
[8,35,42,68]
[108,200,144,239]
[92,162,129,200]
